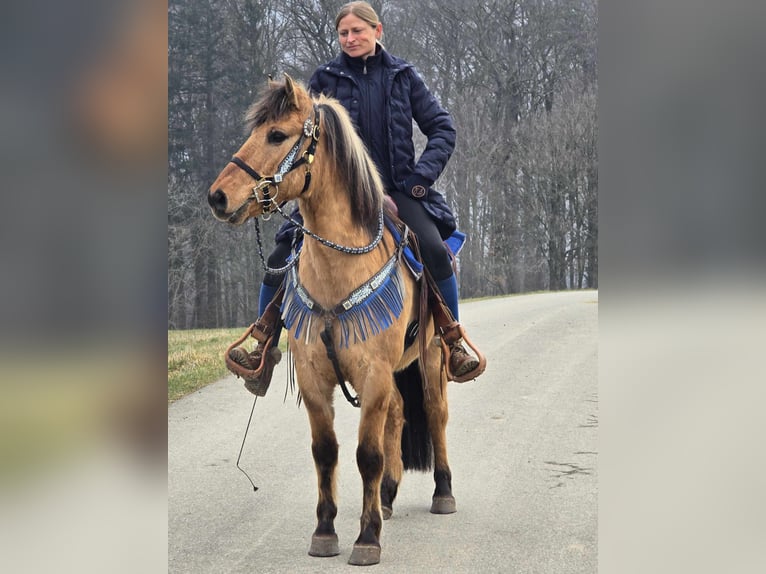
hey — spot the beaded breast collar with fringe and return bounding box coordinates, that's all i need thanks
[281,226,409,348]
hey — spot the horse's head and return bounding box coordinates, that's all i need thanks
[208,75,319,225]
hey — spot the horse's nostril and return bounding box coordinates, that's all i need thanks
[208,189,227,212]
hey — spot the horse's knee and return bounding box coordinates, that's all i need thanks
[356,443,383,482]
[312,435,338,473]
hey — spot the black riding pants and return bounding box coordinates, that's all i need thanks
[387,192,453,281]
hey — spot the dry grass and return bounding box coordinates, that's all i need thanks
[168,327,251,403]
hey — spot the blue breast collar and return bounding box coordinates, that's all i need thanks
[281,222,409,348]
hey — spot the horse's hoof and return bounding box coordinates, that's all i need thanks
[382,505,393,520]
[308,533,339,557]
[348,543,381,566]
[430,495,456,514]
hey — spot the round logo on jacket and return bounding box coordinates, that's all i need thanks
[411,184,426,198]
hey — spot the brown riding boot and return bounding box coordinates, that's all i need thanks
[440,322,486,383]
[228,340,282,396]
[228,341,267,373]
[225,285,286,396]
[448,341,481,379]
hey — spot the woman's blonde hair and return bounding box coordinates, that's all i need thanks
[335,1,380,30]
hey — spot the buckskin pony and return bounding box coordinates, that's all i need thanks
[208,75,473,566]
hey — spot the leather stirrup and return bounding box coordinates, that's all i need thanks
[224,283,285,383]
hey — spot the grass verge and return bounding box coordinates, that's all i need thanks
[168,327,251,403]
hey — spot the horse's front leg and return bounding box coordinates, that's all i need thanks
[424,345,456,514]
[300,369,340,558]
[349,367,392,566]
[381,386,404,520]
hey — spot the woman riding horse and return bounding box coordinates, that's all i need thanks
[208,72,467,565]
[243,1,484,388]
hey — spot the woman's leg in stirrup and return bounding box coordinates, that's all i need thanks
[228,240,290,392]
[248,241,290,360]
[390,192,483,381]
[254,238,292,349]
[434,274,481,381]
[435,274,460,322]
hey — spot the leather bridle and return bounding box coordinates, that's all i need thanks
[227,105,321,222]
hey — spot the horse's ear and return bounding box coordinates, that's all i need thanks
[283,73,300,109]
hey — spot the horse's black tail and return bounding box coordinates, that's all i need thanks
[395,361,433,471]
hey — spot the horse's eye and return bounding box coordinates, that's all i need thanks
[267,130,288,145]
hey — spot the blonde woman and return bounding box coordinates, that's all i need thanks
[244,2,483,389]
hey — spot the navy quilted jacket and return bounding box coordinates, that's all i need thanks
[275,46,456,244]
[308,47,457,239]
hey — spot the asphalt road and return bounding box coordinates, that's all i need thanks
[169,290,598,573]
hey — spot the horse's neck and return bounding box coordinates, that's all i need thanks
[297,185,385,305]
[299,183,371,255]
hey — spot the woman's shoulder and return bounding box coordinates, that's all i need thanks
[381,50,413,73]
[310,56,346,93]
[313,54,346,75]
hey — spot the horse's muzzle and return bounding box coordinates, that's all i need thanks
[208,188,228,217]
[208,188,255,225]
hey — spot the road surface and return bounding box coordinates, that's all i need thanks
[169,290,598,573]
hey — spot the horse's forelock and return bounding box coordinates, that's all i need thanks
[318,98,383,235]
[244,81,304,133]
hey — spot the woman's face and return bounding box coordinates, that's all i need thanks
[337,14,382,59]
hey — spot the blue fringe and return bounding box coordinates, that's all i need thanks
[281,260,405,348]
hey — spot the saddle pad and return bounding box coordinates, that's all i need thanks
[385,220,466,280]
[385,219,422,278]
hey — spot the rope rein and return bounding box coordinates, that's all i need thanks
[274,202,385,255]
[253,207,385,275]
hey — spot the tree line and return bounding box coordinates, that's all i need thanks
[168,0,598,329]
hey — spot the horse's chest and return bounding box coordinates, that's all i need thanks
[282,254,406,348]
